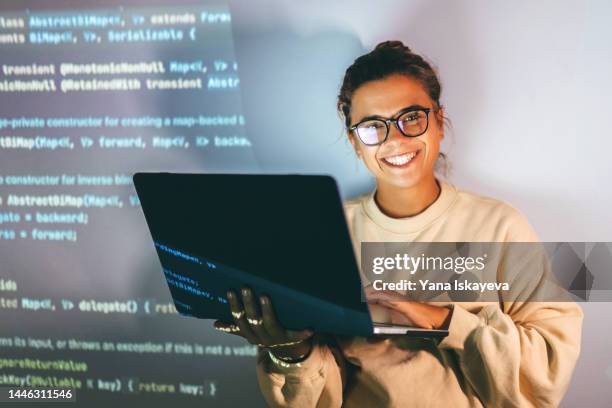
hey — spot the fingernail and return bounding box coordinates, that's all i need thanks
[260,297,267,305]
[227,291,233,299]
[242,288,249,296]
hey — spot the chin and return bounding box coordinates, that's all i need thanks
[394,181,421,190]
[383,176,422,190]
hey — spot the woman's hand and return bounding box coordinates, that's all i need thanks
[364,285,452,330]
[213,287,313,360]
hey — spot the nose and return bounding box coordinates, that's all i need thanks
[385,121,405,144]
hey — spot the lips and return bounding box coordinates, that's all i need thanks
[380,150,420,167]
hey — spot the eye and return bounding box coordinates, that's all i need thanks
[397,110,428,136]
[358,120,385,130]
[401,112,419,123]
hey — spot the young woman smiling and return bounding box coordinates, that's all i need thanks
[214,41,583,407]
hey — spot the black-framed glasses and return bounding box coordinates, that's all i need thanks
[349,107,438,146]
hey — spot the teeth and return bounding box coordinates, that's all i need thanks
[384,152,416,166]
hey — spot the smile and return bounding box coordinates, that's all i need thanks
[381,150,419,167]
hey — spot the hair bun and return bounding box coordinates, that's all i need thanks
[374,40,411,53]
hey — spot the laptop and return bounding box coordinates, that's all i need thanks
[133,173,448,338]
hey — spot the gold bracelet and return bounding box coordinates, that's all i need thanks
[258,339,306,349]
[267,346,312,368]
[268,350,302,368]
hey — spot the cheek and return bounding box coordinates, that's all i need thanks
[363,149,382,169]
[426,140,440,157]
[423,132,442,160]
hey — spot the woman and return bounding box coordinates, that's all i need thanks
[214,41,583,407]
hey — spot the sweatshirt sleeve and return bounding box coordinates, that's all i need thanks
[438,211,583,407]
[438,301,582,407]
[255,342,345,408]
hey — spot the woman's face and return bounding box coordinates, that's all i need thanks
[348,74,444,190]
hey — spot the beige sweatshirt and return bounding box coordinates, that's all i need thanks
[255,180,583,408]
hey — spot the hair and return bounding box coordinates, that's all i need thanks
[337,40,449,174]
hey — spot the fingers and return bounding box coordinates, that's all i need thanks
[367,295,407,311]
[241,288,274,344]
[213,320,241,335]
[219,289,313,348]
[375,299,402,311]
[259,294,286,339]
[364,286,385,300]
[366,288,406,303]
[260,294,313,342]
[227,289,259,344]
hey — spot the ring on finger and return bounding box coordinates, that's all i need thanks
[232,310,245,319]
[247,317,263,326]
[217,324,240,333]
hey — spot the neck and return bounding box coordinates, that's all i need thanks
[375,175,441,218]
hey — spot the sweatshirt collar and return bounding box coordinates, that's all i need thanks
[362,179,457,234]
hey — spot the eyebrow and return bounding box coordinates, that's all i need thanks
[354,104,428,124]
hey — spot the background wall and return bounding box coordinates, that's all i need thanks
[231,0,612,405]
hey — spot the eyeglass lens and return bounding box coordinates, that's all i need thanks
[355,110,428,145]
